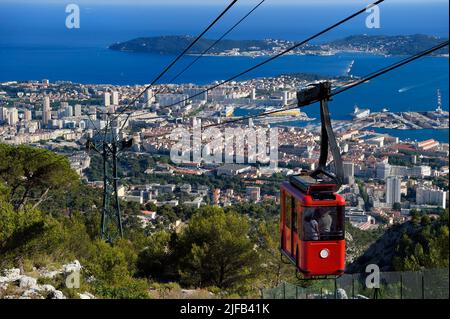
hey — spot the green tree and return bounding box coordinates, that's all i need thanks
[421,215,431,226]
[83,240,150,299]
[137,231,173,280]
[393,214,449,271]
[144,202,157,211]
[254,219,295,288]
[0,197,65,269]
[157,205,178,223]
[178,206,258,290]
[83,240,130,283]
[0,144,78,211]
[410,209,421,225]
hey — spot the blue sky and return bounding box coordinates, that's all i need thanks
[3,0,449,5]
[0,0,447,45]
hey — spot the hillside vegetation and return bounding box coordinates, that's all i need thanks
[109,36,275,55]
[0,145,297,298]
[1,145,448,298]
[347,211,449,273]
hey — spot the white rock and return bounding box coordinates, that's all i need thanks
[41,270,62,279]
[79,292,95,299]
[21,289,44,299]
[86,275,96,283]
[19,276,38,289]
[52,290,66,299]
[2,268,21,281]
[40,284,56,292]
[336,288,348,299]
[63,260,82,273]
[0,276,9,283]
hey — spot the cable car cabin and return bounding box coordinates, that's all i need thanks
[280,175,345,277]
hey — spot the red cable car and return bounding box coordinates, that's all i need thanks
[280,82,346,278]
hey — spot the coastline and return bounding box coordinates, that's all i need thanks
[182,50,450,59]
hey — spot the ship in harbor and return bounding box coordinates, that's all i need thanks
[220,105,235,117]
[346,60,355,76]
[254,107,315,125]
[352,105,371,119]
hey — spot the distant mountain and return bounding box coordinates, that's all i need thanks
[109,34,449,56]
[109,35,277,55]
[327,34,449,56]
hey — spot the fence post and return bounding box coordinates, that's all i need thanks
[283,282,286,299]
[260,288,264,299]
[422,272,425,299]
[334,277,338,299]
[352,275,355,299]
[295,286,299,299]
[400,274,403,300]
[320,287,323,299]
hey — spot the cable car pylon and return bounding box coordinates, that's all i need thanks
[86,114,133,243]
[84,0,239,242]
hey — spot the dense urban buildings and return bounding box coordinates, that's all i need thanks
[0,77,448,230]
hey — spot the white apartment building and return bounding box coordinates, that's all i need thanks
[416,187,447,209]
[386,176,402,206]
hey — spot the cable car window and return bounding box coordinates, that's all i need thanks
[292,200,298,232]
[285,194,292,229]
[302,206,344,241]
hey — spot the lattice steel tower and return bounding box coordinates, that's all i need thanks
[86,114,132,242]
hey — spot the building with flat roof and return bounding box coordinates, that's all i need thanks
[416,187,447,209]
[386,176,401,206]
[216,164,252,177]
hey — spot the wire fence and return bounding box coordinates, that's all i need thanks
[261,269,449,299]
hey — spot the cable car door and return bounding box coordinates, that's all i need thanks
[291,199,298,262]
[283,192,292,255]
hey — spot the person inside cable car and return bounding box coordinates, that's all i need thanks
[317,209,333,240]
[303,212,319,241]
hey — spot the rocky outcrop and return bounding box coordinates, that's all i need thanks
[0,260,95,300]
[336,288,348,299]
[63,260,82,274]
[79,292,95,299]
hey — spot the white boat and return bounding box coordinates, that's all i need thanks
[352,105,370,119]
[346,60,355,75]
[220,106,235,117]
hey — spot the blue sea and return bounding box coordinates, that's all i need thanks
[0,1,448,142]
